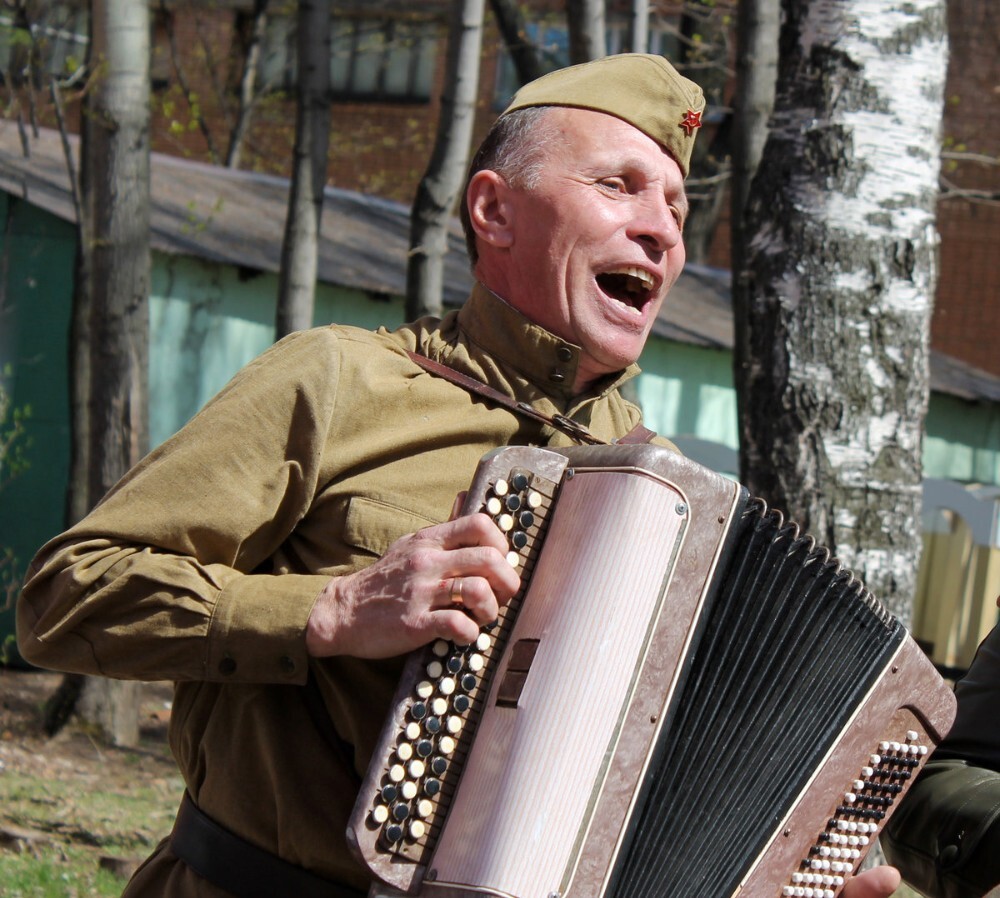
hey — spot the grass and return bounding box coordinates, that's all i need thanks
[0,672,181,897]
[0,760,180,897]
[0,674,928,898]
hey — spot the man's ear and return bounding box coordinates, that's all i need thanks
[467,170,514,249]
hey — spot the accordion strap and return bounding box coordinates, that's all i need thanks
[406,351,655,446]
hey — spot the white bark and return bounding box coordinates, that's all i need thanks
[567,0,606,64]
[742,0,948,623]
[628,0,649,53]
[405,0,484,319]
[276,0,331,338]
[76,0,152,747]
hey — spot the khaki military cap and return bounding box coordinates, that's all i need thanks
[501,53,706,177]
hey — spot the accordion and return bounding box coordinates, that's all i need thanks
[347,444,956,898]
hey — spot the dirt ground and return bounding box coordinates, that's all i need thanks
[0,667,182,884]
[0,669,177,785]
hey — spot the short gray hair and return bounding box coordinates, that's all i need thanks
[460,106,563,265]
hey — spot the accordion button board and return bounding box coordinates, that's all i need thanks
[347,444,957,898]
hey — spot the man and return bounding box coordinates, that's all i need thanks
[17,55,898,897]
[883,619,1000,898]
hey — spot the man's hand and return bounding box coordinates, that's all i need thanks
[306,513,520,659]
[841,866,901,898]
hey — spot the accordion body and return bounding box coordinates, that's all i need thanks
[347,444,956,898]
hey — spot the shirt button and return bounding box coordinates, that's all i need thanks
[556,346,573,362]
[938,844,960,868]
[218,657,237,675]
[279,656,296,675]
[549,370,566,383]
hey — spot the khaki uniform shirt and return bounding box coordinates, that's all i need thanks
[18,285,664,896]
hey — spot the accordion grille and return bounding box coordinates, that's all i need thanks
[610,502,904,898]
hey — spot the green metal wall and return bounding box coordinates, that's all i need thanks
[0,194,75,655]
[3,194,999,649]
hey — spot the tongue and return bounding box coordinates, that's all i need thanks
[597,273,642,308]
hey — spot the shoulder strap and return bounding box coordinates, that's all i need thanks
[405,351,656,446]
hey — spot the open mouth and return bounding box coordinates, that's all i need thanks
[596,266,657,311]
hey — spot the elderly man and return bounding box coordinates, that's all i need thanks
[17,55,898,898]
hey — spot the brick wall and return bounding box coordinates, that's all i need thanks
[931,0,1000,377]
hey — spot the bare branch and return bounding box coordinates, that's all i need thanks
[942,150,1000,167]
[49,79,86,235]
[940,175,1000,205]
[160,0,219,163]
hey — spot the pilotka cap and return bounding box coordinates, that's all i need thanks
[501,53,706,178]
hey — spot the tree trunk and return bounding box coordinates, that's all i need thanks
[566,0,606,64]
[740,0,948,625]
[731,0,779,429]
[227,0,269,169]
[405,0,485,320]
[488,0,543,86]
[674,0,731,264]
[275,0,331,338]
[68,0,153,747]
[627,0,649,53]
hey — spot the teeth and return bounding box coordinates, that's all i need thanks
[608,266,655,292]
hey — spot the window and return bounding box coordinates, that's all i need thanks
[260,15,440,103]
[0,3,88,88]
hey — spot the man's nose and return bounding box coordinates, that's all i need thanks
[630,194,682,253]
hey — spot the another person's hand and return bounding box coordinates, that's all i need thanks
[306,513,519,658]
[841,866,901,898]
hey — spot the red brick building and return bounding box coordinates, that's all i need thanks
[3,0,997,376]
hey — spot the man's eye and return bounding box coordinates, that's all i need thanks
[599,177,627,193]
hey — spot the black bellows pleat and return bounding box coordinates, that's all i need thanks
[609,505,903,898]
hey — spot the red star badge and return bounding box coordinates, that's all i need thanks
[679,109,703,137]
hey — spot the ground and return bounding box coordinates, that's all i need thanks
[0,670,923,898]
[0,668,182,897]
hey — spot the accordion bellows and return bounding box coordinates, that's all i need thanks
[348,444,956,898]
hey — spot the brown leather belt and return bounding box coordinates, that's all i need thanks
[170,792,366,898]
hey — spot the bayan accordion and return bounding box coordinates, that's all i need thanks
[347,444,956,898]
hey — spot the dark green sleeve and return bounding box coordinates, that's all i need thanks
[883,622,1000,898]
[883,759,1000,898]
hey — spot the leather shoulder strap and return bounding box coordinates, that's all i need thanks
[405,351,657,446]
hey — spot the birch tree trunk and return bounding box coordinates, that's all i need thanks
[275,0,331,338]
[566,0,606,64]
[731,0,779,421]
[73,0,152,746]
[226,0,269,169]
[628,0,649,53]
[405,0,484,320]
[740,0,948,624]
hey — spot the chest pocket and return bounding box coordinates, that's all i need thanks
[343,495,441,558]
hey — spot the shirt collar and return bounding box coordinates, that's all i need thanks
[454,283,640,402]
